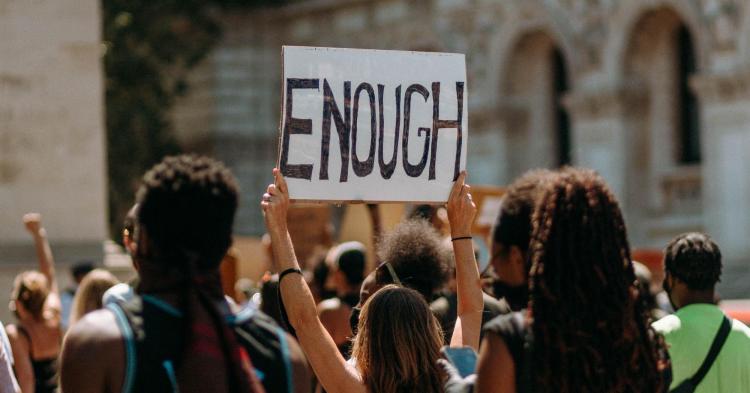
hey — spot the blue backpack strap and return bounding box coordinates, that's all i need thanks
[106,302,136,393]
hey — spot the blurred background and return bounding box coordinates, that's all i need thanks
[2,0,750,322]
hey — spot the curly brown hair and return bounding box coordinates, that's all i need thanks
[376,219,448,300]
[527,167,666,392]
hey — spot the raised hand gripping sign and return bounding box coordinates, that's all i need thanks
[278,46,468,203]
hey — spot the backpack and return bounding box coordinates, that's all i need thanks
[107,295,294,393]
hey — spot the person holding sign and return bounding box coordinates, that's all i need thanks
[262,168,483,393]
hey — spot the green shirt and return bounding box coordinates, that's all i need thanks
[653,303,750,392]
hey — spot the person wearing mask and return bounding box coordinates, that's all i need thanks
[444,168,670,392]
[263,169,483,393]
[7,213,62,393]
[653,232,750,392]
[61,155,310,393]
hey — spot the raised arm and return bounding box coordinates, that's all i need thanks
[261,169,366,393]
[23,213,61,315]
[446,172,483,350]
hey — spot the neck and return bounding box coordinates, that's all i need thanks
[138,261,224,299]
[678,289,715,308]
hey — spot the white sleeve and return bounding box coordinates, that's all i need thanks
[0,325,20,393]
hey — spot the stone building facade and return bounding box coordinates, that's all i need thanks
[173,0,750,297]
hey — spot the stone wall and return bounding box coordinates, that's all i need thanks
[0,0,107,261]
[173,0,750,297]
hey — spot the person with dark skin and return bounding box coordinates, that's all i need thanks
[653,233,750,392]
[487,169,554,311]
[443,167,669,393]
[60,155,310,393]
[7,213,62,393]
[480,168,669,392]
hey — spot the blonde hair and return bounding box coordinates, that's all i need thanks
[69,269,119,326]
[351,285,444,393]
[12,271,49,320]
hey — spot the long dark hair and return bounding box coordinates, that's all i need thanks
[527,167,666,392]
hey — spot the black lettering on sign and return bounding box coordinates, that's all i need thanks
[320,79,351,182]
[402,84,431,178]
[430,82,465,181]
[281,78,319,180]
[378,84,401,179]
[352,82,377,177]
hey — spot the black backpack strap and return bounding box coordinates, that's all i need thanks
[689,316,732,386]
[671,315,732,392]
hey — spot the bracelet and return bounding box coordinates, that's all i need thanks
[279,268,303,283]
[451,236,473,242]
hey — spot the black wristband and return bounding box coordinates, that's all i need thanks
[451,236,473,242]
[279,267,302,283]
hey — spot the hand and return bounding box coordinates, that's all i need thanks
[23,213,43,235]
[438,359,476,393]
[261,168,290,234]
[447,172,476,238]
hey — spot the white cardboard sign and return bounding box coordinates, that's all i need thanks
[278,46,468,203]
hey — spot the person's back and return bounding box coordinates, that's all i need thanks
[654,305,750,391]
[653,232,750,392]
[61,155,310,393]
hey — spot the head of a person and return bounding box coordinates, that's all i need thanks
[69,269,119,326]
[374,219,448,302]
[527,167,665,392]
[490,169,554,288]
[662,232,722,309]
[327,241,366,295]
[71,262,95,285]
[134,155,238,276]
[351,285,443,393]
[10,271,49,321]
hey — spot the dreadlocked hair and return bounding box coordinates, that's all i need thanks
[136,154,262,393]
[527,167,666,393]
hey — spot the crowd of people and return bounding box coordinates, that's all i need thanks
[1,153,749,392]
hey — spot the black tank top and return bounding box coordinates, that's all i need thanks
[16,326,58,393]
[108,295,294,393]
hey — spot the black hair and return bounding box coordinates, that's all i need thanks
[136,154,260,392]
[664,232,722,290]
[528,167,666,392]
[376,219,448,300]
[334,242,366,286]
[136,154,238,269]
[492,169,554,259]
[71,262,95,281]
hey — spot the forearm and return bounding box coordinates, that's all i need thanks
[268,227,320,331]
[32,229,57,292]
[451,238,484,349]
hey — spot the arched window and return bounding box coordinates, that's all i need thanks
[552,48,571,166]
[677,24,700,164]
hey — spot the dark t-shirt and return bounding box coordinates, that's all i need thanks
[431,292,511,344]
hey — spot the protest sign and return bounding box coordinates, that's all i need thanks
[278,46,468,203]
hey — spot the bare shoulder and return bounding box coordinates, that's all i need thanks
[61,309,125,393]
[65,308,122,346]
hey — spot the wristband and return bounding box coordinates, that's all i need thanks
[279,267,303,283]
[451,236,473,242]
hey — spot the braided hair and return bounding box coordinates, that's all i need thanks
[527,167,666,392]
[136,154,262,393]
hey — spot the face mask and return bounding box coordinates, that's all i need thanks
[349,306,361,335]
[492,280,528,311]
